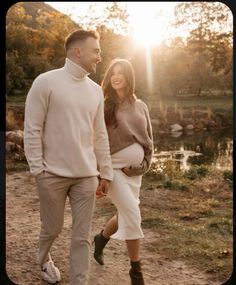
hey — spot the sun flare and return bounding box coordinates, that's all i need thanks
[127,3,173,47]
[131,18,164,47]
[46,2,177,47]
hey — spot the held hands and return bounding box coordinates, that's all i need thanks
[96,179,110,199]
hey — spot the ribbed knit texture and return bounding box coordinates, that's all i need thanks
[24,58,113,180]
[107,99,153,172]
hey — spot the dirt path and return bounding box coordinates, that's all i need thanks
[6,171,219,285]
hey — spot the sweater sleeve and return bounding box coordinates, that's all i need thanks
[93,95,113,181]
[24,74,50,176]
[142,103,153,173]
[121,102,153,177]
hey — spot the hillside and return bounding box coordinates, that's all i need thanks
[6,1,80,95]
[6,1,77,28]
[21,1,59,16]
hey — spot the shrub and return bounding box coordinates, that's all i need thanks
[184,165,209,180]
[223,170,233,181]
[163,179,188,191]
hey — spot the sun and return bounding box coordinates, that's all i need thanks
[131,18,164,47]
[126,2,175,47]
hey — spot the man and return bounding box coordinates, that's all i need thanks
[24,29,113,285]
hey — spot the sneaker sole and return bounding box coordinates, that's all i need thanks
[42,276,61,284]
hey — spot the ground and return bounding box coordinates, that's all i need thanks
[6,171,230,285]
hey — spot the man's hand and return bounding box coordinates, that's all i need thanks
[96,179,110,199]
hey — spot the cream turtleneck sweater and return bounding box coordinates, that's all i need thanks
[24,58,113,180]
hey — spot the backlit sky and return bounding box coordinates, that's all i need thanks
[45,2,182,46]
[45,2,232,47]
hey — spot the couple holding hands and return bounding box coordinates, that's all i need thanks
[24,29,153,285]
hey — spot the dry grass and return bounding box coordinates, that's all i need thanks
[140,166,233,283]
[95,163,233,283]
[6,104,25,130]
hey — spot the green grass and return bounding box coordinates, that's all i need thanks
[6,92,27,105]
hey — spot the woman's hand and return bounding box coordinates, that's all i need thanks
[96,179,110,198]
[121,163,146,177]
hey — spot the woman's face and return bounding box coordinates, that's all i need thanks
[110,64,127,94]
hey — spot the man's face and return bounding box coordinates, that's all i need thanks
[78,37,102,74]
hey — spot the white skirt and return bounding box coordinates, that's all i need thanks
[108,143,145,240]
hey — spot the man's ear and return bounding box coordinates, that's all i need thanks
[74,46,81,58]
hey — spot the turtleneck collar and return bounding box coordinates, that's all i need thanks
[64,58,89,80]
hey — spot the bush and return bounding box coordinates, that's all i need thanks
[163,179,189,191]
[223,170,233,187]
[223,170,233,181]
[184,165,209,180]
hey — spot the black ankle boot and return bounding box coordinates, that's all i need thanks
[129,261,145,285]
[93,230,110,265]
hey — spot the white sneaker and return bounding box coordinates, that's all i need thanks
[41,257,61,284]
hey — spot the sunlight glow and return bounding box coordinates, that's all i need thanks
[45,2,178,93]
[144,45,154,93]
[46,2,179,47]
[127,3,171,47]
[131,18,163,47]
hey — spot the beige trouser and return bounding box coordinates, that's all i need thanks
[36,171,98,285]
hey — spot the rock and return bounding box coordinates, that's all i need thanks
[6,141,17,153]
[170,124,183,133]
[185,124,194,130]
[6,141,25,159]
[6,130,24,147]
[6,130,26,161]
[205,118,217,129]
[194,120,204,131]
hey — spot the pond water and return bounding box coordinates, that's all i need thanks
[152,128,233,171]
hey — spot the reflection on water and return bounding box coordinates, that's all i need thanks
[215,139,233,171]
[153,128,233,171]
[153,147,202,171]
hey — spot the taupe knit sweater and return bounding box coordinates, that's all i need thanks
[107,98,153,174]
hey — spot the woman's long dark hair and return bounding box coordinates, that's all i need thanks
[101,59,135,128]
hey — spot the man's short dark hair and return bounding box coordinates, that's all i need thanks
[65,29,100,51]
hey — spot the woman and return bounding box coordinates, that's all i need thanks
[94,58,153,285]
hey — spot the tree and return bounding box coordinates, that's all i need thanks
[104,2,129,35]
[6,2,80,95]
[6,4,33,93]
[76,2,129,35]
[173,2,232,95]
